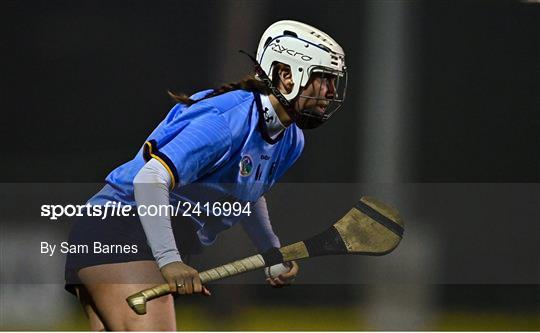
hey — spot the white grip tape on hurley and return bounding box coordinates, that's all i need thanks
[199,254,266,284]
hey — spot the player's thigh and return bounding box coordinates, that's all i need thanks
[78,260,176,331]
[75,286,106,331]
[83,283,176,331]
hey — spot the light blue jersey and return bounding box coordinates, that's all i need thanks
[89,89,304,244]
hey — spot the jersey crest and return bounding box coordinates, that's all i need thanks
[239,155,254,176]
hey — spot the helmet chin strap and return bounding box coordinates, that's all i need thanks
[239,50,300,122]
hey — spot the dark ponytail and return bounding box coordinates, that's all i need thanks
[168,63,288,106]
[168,75,271,106]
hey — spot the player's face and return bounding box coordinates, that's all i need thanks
[296,73,337,114]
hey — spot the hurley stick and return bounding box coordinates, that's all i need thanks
[127,196,404,315]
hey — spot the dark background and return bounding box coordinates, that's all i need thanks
[2,0,538,182]
[1,0,538,330]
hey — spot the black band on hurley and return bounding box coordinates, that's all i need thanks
[354,201,404,237]
[261,247,284,266]
[304,226,348,257]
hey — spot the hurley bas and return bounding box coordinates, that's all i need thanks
[40,241,138,256]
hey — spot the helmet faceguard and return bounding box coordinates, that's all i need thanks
[294,66,347,129]
[253,20,347,129]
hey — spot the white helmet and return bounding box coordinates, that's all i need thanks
[254,20,347,128]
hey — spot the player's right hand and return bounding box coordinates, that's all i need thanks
[160,261,211,296]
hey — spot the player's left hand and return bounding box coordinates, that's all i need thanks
[266,261,299,288]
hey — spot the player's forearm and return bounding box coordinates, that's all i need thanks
[241,196,281,252]
[134,158,182,268]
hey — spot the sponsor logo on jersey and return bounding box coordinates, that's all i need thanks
[263,107,274,123]
[239,155,254,176]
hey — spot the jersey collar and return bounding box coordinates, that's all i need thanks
[254,92,286,144]
[260,94,286,139]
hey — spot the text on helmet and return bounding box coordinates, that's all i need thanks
[268,42,313,62]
